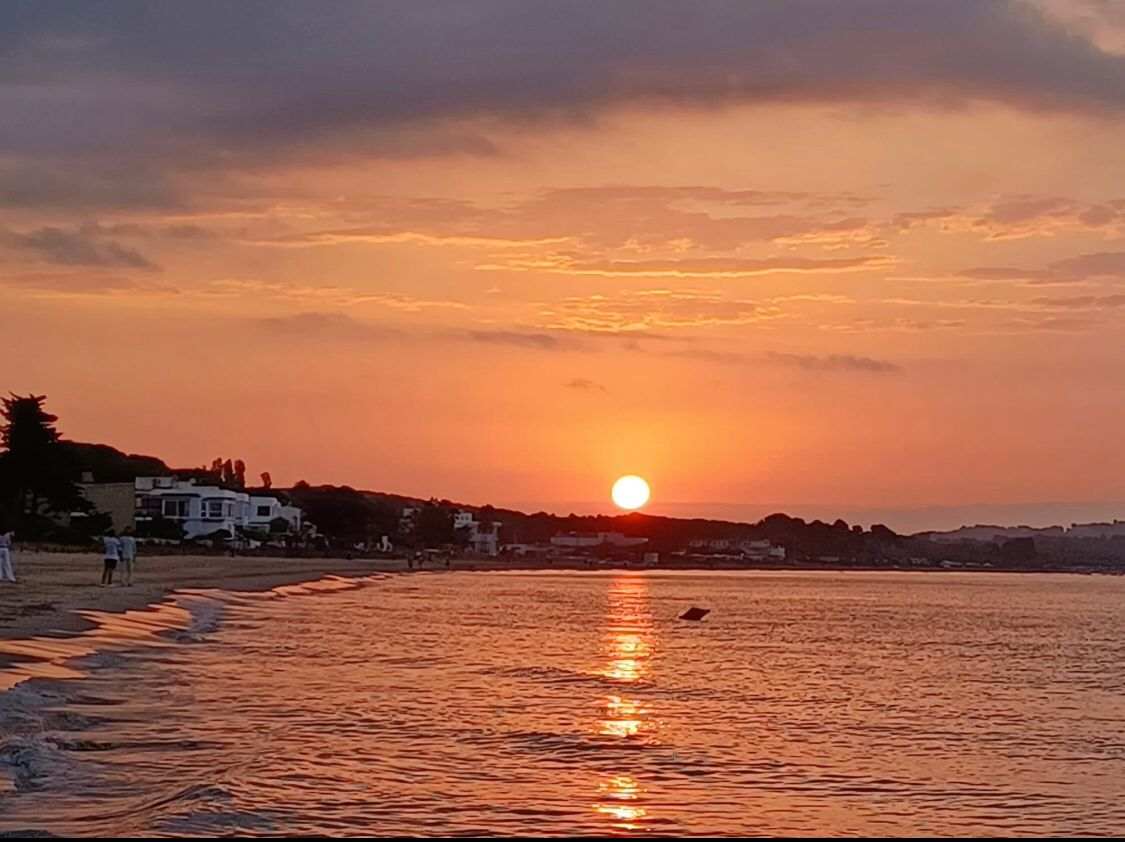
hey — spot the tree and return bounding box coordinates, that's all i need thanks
[0,394,86,532]
[287,484,396,544]
[260,471,272,489]
[416,503,454,547]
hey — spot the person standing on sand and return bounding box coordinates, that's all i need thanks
[0,529,15,583]
[119,527,137,587]
[101,530,121,586]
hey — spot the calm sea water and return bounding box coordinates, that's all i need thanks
[3,570,1125,836]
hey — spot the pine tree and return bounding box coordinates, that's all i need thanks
[0,394,85,531]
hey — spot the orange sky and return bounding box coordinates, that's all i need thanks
[3,2,1125,530]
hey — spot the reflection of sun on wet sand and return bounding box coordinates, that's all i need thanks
[594,574,656,831]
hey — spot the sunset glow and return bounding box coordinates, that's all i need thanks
[2,3,1124,530]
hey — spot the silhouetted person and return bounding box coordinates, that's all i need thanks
[119,527,137,587]
[101,530,121,586]
[0,529,15,583]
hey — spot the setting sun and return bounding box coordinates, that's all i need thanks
[611,475,651,510]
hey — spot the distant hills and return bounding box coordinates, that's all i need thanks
[60,441,171,483]
[63,438,1125,568]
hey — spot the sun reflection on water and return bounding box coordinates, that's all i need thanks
[594,575,656,831]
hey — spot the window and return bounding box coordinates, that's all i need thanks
[162,499,189,518]
[203,499,226,519]
[257,505,272,517]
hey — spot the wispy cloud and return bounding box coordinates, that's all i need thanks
[564,378,607,392]
[490,254,891,278]
[465,330,574,350]
[663,347,903,373]
[1,226,159,270]
[254,311,399,341]
[766,352,902,373]
[961,250,1125,285]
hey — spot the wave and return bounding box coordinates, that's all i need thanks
[0,573,388,811]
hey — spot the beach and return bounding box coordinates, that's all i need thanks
[0,551,409,643]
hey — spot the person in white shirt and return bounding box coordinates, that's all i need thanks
[101,531,122,586]
[0,530,15,583]
[119,528,138,587]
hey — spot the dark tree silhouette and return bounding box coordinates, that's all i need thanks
[0,394,86,531]
[416,503,454,547]
[288,484,396,544]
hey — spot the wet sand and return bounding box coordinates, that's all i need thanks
[0,551,410,642]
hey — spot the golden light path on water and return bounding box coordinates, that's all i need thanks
[595,575,654,831]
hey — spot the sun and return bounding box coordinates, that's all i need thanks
[612,475,651,510]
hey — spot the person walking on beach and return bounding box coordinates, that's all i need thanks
[119,527,137,587]
[101,530,121,586]
[0,529,15,583]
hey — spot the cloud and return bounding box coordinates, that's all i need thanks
[1,226,159,270]
[465,330,574,350]
[766,352,902,373]
[0,270,172,295]
[543,289,775,332]
[0,159,182,211]
[494,254,890,278]
[894,196,1125,241]
[663,346,902,372]
[564,378,607,392]
[247,228,566,250]
[4,1,1125,172]
[255,311,398,341]
[961,250,1125,284]
[1031,293,1125,309]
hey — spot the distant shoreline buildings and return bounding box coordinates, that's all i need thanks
[77,475,304,541]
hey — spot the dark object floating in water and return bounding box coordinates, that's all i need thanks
[679,607,710,621]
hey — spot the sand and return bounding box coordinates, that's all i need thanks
[0,551,411,642]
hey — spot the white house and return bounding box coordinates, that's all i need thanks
[135,477,251,539]
[741,539,786,561]
[455,510,502,555]
[247,495,303,533]
[550,532,648,548]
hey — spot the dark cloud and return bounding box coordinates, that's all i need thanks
[564,378,607,392]
[766,352,902,373]
[663,346,902,372]
[466,330,574,350]
[0,160,181,211]
[2,1,1123,171]
[962,250,1125,285]
[2,225,158,269]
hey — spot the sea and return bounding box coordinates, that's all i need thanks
[3,570,1125,836]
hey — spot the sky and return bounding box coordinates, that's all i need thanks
[3,1,1125,531]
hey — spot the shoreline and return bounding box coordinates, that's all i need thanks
[0,552,411,644]
[2,551,1116,647]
